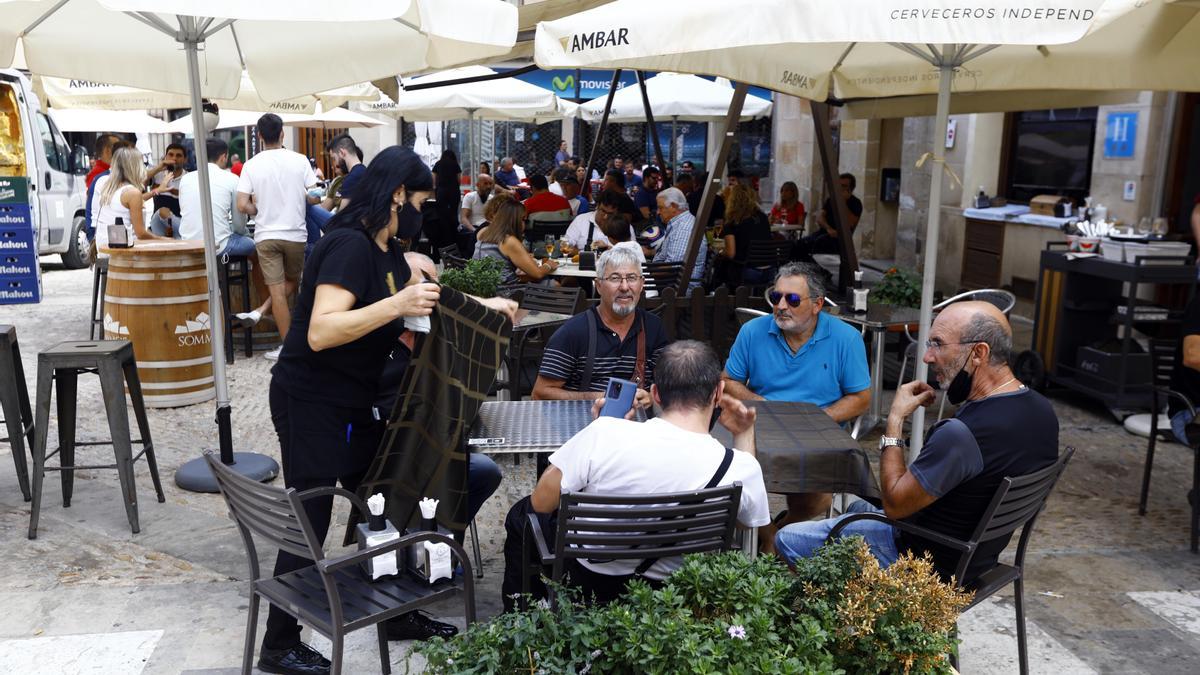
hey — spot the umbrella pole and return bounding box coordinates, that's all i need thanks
[909,46,955,456]
[671,116,677,175]
[174,21,278,491]
[635,71,666,171]
[586,70,622,180]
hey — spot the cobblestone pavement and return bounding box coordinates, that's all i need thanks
[1,263,1199,673]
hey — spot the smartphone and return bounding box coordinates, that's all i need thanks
[598,377,637,419]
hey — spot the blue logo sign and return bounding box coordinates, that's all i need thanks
[1104,111,1137,159]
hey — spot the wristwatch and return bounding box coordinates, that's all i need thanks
[879,436,906,450]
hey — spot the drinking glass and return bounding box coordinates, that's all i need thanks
[543,235,555,257]
[1152,217,1169,237]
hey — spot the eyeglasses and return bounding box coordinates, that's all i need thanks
[767,290,815,308]
[602,274,643,286]
[924,338,982,351]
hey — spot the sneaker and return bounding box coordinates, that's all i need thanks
[385,610,458,641]
[234,310,261,328]
[257,642,330,675]
[264,346,282,361]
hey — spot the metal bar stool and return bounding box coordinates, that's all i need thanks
[89,257,109,340]
[217,254,254,363]
[29,340,165,539]
[0,325,34,501]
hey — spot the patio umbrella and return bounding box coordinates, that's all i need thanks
[283,105,386,130]
[536,0,1200,451]
[577,72,771,123]
[386,65,578,183]
[39,72,385,115]
[164,108,269,133]
[1,0,518,489]
[48,107,169,133]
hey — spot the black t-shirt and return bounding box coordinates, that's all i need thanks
[727,211,772,264]
[687,190,725,229]
[337,164,366,200]
[633,186,659,219]
[899,388,1058,584]
[1170,295,1200,418]
[822,195,864,229]
[605,190,644,228]
[271,228,412,408]
[538,308,669,392]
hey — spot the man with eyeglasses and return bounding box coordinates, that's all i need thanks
[532,246,668,406]
[562,189,637,253]
[722,262,871,543]
[774,301,1058,586]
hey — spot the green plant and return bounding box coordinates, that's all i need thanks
[439,257,502,298]
[871,267,922,308]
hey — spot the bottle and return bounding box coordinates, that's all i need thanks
[974,186,989,209]
[355,493,400,580]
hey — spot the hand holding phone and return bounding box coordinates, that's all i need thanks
[598,378,637,419]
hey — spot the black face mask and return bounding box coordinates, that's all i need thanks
[396,202,423,239]
[944,348,976,405]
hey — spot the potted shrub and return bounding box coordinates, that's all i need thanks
[871,267,922,308]
[440,257,503,299]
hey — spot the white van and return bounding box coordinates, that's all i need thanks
[1,68,91,268]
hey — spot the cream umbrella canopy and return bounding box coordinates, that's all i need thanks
[48,107,170,133]
[1,0,518,489]
[537,0,1199,450]
[577,72,771,123]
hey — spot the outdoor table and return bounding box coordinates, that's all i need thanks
[547,260,597,279]
[826,303,923,433]
[501,308,573,400]
[770,224,806,240]
[710,400,879,499]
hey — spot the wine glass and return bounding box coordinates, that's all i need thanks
[1152,217,1169,237]
[543,234,555,258]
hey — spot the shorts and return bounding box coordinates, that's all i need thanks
[256,239,306,285]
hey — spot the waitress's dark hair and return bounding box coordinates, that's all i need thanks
[326,146,432,238]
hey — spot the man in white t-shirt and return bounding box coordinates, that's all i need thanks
[457,173,494,255]
[563,189,636,252]
[502,340,771,610]
[180,137,271,325]
[236,113,320,360]
[145,143,189,238]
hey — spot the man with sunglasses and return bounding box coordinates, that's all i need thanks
[774,302,1058,585]
[723,262,871,536]
[533,246,668,406]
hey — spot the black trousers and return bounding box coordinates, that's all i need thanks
[501,496,645,613]
[262,383,374,650]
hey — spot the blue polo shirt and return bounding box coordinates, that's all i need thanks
[724,313,870,407]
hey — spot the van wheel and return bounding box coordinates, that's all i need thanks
[61,215,92,269]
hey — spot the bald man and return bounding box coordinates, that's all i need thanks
[775,302,1059,585]
[459,173,495,256]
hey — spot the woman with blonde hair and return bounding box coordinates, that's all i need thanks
[93,146,168,252]
[719,182,773,286]
[474,197,558,285]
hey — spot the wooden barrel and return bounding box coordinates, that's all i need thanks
[100,241,214,408]
[229,264,281,353]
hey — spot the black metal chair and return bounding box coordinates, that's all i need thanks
[1140,338,1200,552]
[88,257,109,340]
[217,254,255,363]
[642,262,684,296]
[522,484,743,609]
[437,244,460,263]
[441,253,468,271]
[740,239,792,289]
[0,325,34,501]
[506,286,584,399]
[205,453,476,675]
[827,447,1074,675]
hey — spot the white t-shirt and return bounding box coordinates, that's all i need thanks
[460,190,489,229]
[548,416,771,579]
[92,176,136,251]
[549,182,564,197]
[179,163,246,252]
[236,148,317,243]
[564,212,636,250]
[150,168,186,192]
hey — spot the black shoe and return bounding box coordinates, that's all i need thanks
[258,642,331,675]
[385,611,459,641]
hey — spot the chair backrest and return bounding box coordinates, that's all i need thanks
[1148,338,1179,392]
[935,288,1017,317]
[642,262,684,295]
[525,215,573,241]
[519,284,584,315]
[438,244,460,261]
[205,452,322,571]
[745,239,792,268]
[552,484,743,579]
[443,253,468,270]
[735,307,767,326]
[962,447,1074,575]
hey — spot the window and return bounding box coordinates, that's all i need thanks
[1003,108,1097,204]
[35,112,66,172]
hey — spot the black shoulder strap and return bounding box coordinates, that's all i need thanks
[634,446,735,576]
[586,219,596,248]
[581,309,597,392]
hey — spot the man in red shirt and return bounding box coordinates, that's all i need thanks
[522,174,572,217]
[230,153,243,177]
[85,134,121,188]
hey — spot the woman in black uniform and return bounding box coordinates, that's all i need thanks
[256,146,516,675]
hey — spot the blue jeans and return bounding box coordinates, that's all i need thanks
[467,452,503,520]
[219,232,257,258]
[1171,409,1196,446]
[775,500,900,568]
[305,204,333,258]
[149,212,182,238]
